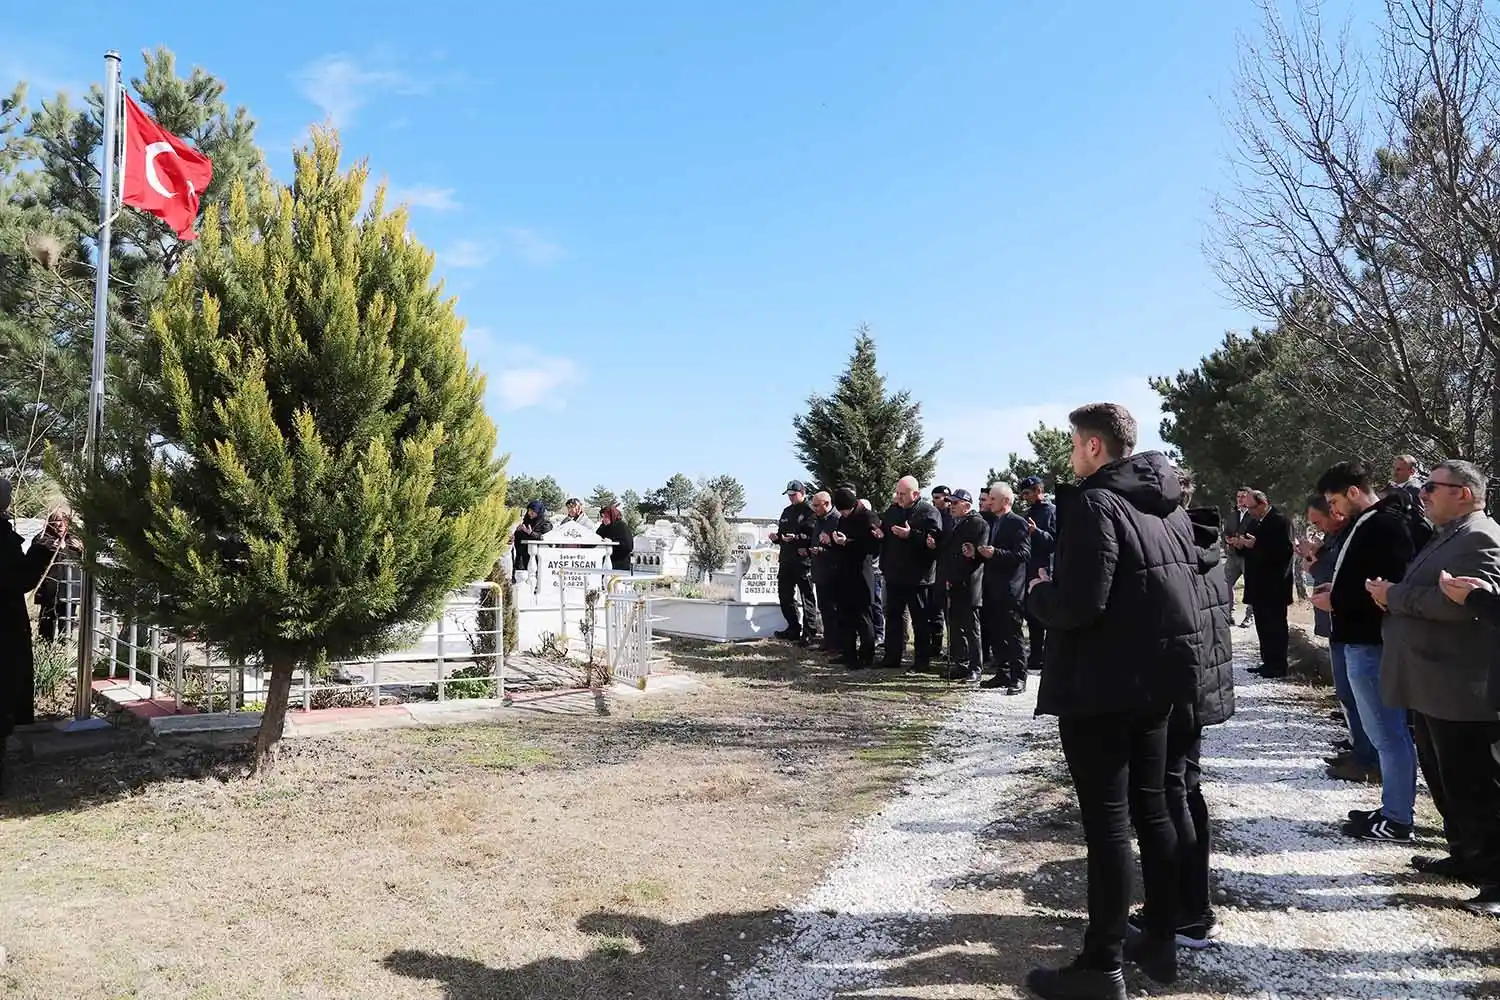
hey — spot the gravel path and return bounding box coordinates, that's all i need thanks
[730,637,1496,1000]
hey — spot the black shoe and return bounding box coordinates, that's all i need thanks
[828,656,850,666]
[911,659,934,673]
[1123,932,1177,984]
[1341,812,1413,843]
[979,674,1008,690]
[878,659,903,670]
[1463,884,1500,917]
[1006,677,1028,696]
[1412,854,1482,882]
[1331,737,1353,752]
[1127,909,1222,949]
[1023,960,1126,1000]
[774,629,799,641]
[946,665,979,682]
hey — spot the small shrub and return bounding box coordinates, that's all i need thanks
[445,662,497,700]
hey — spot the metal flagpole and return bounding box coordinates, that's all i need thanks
[70,50,122,725]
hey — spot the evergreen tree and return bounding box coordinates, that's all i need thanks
[636,488,669,520]
[985,423,1075,491]
[1,49,265,477]
[506,473,565,512]
[683,489,735,580]
[660,472,697,516]
[586,484,617,513]
[70,132,509,767]
[700,474,747,517]
[619,488,645,534]
[792,326,941,499]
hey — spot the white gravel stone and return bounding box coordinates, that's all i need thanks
[731,635,1487,1000]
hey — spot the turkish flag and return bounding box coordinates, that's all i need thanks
[120,95,214,240]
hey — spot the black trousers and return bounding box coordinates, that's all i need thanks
[1164,706,1214,927]
[1413,713,1500,880]
[881,582,932,666]
[946,591,981,670]
[869,569,885,643]
[983,600,1027,684]
[1059,703,1179,970]
[1024,611,1046,671]
[777,569,819,638]
[814,581,839,650]
[837,577,875,663]
[927,584,947,653]
[1250,601,1289,675]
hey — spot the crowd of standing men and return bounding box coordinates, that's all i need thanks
[768,474,1057,693]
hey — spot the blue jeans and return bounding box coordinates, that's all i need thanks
[1330,642,1378,768]
[1342,642,1417,826]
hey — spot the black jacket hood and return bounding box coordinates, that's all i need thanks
[1080,451,1182,518]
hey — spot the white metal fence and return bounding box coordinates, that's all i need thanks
[86,581,506,713]
[602,585,666,688]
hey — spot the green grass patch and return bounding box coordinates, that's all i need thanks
[402,726,557,771]
[854,721,936,765]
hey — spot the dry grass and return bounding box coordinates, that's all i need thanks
[0,638,960,1000]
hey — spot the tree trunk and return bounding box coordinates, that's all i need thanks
[253,653,297,771]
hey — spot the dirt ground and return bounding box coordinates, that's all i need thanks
[0,639,963,1000]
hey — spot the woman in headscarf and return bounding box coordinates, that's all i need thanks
[1,478,61,787]
[596,505,635,571]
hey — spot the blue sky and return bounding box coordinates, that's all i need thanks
[7,2,1279,515]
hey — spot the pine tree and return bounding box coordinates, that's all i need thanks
[986,423,1075,491]
[792,326,942,499]
[70,131,509,767]
[506,473,565,512]
[683,489,735,580]
[586,484,617,513]
[1,49,265,476]
[700,474,747,517]
[619,488,645,534]
[661,472,697,516]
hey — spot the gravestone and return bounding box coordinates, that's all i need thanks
[736,547,780,604]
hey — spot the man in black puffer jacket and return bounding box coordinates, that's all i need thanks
[1023,404,1201,1000]
[1128,467,1233,951]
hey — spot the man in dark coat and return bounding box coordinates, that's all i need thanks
[808,491,842,653]
[1133,467,1233,949]
[828,488,879,668]
[929,485,954,655]
[1019,476,1057,673]
[979,483,1031,694]
[875,476,943,670]
[1024,404,1200,998]
[770,481,821,644]
[1230,490,1293,678]
[937,490,988,681]
[2,478,59,787]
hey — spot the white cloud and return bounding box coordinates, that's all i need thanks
[440,239,491,269]
[927,376,1168,490]
[296,55,425,128]
[502,227,565,266]
[462,330,582,412]
[387,184,459,212]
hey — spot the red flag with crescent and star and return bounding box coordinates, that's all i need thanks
[120,94,214,240]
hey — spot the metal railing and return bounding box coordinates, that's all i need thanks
[87,581,507,714]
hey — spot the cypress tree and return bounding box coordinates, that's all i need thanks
[70,131,510,766]
[792,325,942,500]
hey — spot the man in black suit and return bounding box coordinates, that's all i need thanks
[979,482,1032,694]
[1019,476,1057,672]
[1229,489,1294,677]
[938,489,989,681]
[876,476,944,670]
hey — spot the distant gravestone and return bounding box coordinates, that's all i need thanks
[737,548,780,603]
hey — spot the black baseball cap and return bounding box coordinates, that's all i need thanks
[933,485,950,494]
[1019,476,1044,491]
[784,480,807,494]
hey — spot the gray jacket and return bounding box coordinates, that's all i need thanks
[1381,511,1500,722]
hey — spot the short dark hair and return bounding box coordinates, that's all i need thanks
[1433,459,1488,504]
[1316,461,1375,497]
[566,497,582,506]
[1305,494,1332,515]
[831,487,858,512]
[1069,402,1137,459]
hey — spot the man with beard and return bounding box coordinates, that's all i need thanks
[978,483,1031,694]
[809,491,842,654]
[770,481,820,644]
[1024,403,1200,998]
[1019,476,1058,673]
[938,489,989,681]
[875,476,943,670]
